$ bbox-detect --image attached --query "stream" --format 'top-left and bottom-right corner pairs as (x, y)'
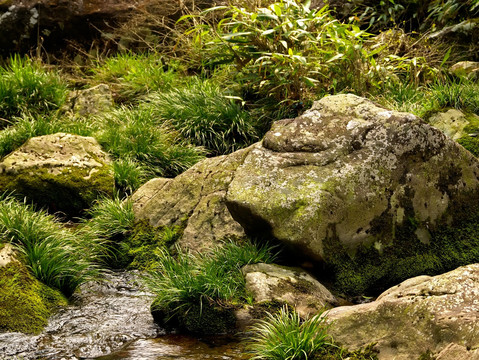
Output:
(0, 272), (247, 360)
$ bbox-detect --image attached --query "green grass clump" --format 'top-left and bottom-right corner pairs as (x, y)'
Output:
(147, 240), (276, 333)
(246, 306), (332, 360)
(96, 106), (205, 178)
(0, 56), (67, 121)
(91, 52), (181, 102)
(0, 194), (104, 296)
(246, 306), (378, 360)
(0, 113), (63, 158)
(112, 158), (147, 195)
(145, 79), (259, 155)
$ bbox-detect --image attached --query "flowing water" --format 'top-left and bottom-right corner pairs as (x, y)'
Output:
(0, 272), (246, 360)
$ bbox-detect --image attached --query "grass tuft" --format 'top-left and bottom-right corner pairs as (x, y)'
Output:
(145, 79), (259, 155)
(0, 194), (104, 296)
(146, 240), (276, 325)
(0, 55), (67, 121)
(96, 106), (205, 178)
(246, 306), (332, 360)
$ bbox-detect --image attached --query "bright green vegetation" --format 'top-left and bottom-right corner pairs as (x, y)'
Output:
(0, 194), (104, 296)
(147, 241), (276, 334)
(246, 306), (378, 360)
(0, 260), (67, 334)
(0, 56), (67, 121)
(144, 79), (259, 155)
(91, 52), (182, 102)
(80, 196), (183, 270)
(96, 106), (205, 178)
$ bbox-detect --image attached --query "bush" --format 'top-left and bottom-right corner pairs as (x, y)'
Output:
(145, 79), (259, 155)
(0, 56), (67, 121)
(182, 1), (377, 107)
(146, 240), (276, 333)
(246, 306), (332, 360)
(0, 194), (103, 296)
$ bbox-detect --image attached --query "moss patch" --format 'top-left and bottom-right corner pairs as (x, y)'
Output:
(0, 166), (114, 217)
(322, 197), (479, 296)
(0, 261), (67, 334)
(112, 219), (186, 270)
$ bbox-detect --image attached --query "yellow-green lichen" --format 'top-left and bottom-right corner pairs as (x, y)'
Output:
(0, 261), (67, 334)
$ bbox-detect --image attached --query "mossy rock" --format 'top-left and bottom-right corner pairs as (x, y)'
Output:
(0, 260), (67, 334)
(226, 94), (479, 296)
(151, 300), (236, 335)
(0, 133), (114, 217)
(112, 219), (186, 270)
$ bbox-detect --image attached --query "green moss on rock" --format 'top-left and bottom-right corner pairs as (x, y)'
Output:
(113, 219), (186, 270)
(0, 166), (114, 217)
(0, 261), (67, 334)
(323, 196), (479, 296)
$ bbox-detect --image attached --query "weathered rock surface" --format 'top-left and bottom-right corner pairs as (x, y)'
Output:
(132, 148), (250, 252)
(428, 109), (473, 140)
(450, 61), (479, 79)
(242, 263), (338, 318)
(0, 133), (113, 216)
(63, 84), (114, 117)
(0, 0), (138, 55)
(226, 94), (479, 263)
(326, 264), (479, 360)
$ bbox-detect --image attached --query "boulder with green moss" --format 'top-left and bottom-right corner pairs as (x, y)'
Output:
(326, 264), (479, 360)
(0, 133), (114, 217)
(132, 147), (251, 252)
(226, 94), (479, 295)
(0, 244), (67, 334)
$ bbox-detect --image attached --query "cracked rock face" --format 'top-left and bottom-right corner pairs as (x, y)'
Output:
(132, 147), (250, 253)
(0, 133), (113, 216)
(226, 94), (479, 261)
(326, 264), (479, 360)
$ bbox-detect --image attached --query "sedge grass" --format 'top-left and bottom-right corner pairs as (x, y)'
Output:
(246, 306), (332, 360)
(0, 194), (104, 296)
(146, 240), (276, 319)
(0, 55), (67, 120)
(145, 79), (259, 155)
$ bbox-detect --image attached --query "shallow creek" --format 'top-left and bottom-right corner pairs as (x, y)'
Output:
(0, 272), (246, 360)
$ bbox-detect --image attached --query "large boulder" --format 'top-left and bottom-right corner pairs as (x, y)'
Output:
(226, 94), (479, 294)
(0, 133), (113, 217)
(132, 147), (250, 253)
(326, 264), (479, 360)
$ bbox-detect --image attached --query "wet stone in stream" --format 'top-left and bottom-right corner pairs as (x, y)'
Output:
(0, 272), (160, 359)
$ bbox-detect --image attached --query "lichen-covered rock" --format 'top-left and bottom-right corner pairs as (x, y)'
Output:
(242, 263), (337, 318)
(63, 84), (114, 117)
(132, 147), (251, 252)
(450, 61), (479, 79)
(428, 109), (472, 140)
(326, 264), (479, 360)
(0, 245), (67, 334)
(226, 94), (479, 294)
(0, 133), (113, 216)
